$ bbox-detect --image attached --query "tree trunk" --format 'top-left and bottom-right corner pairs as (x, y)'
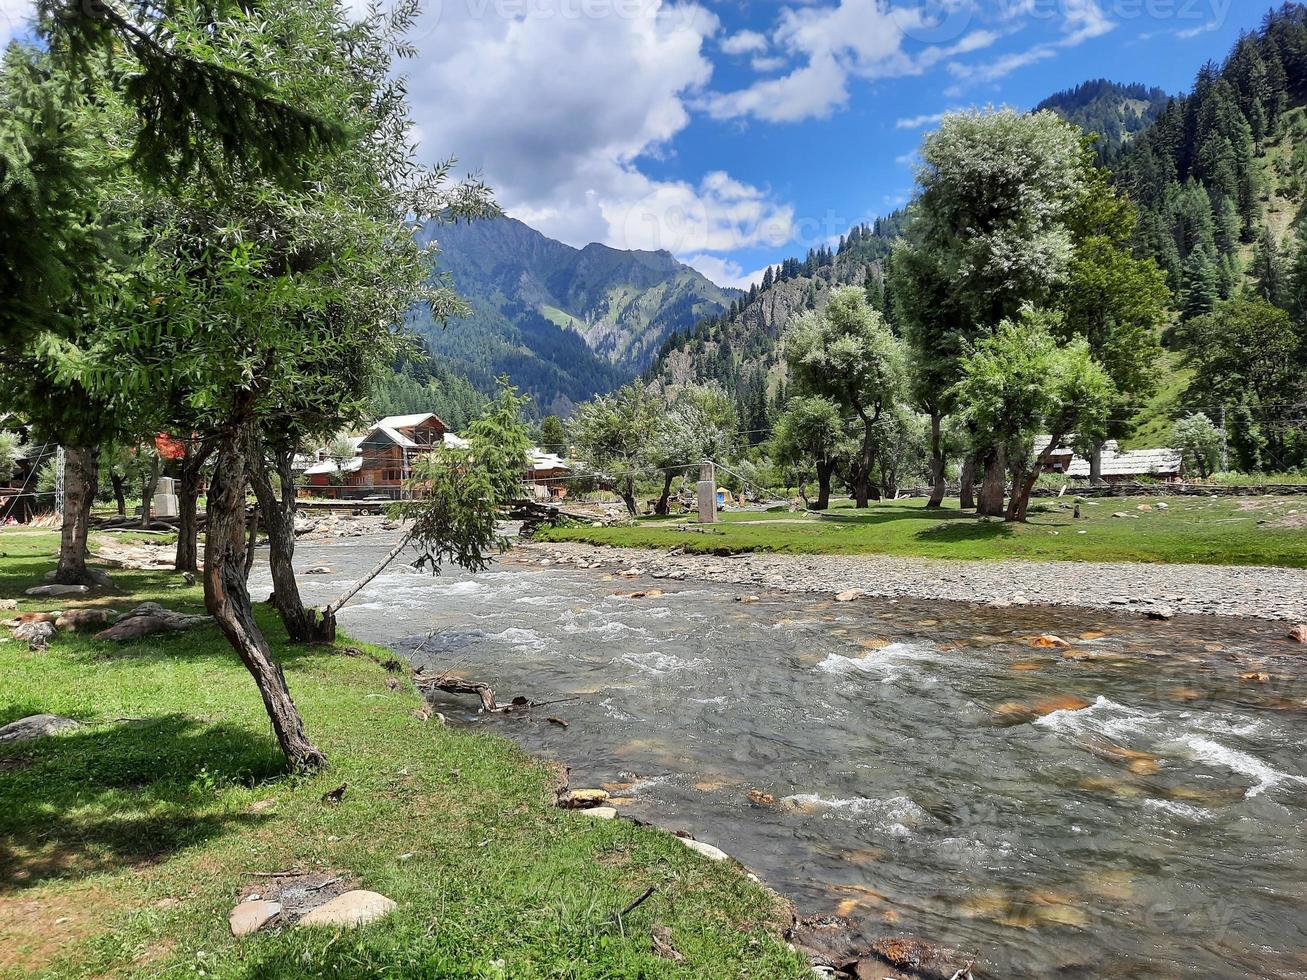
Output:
(250, 436), (333, 643)
(977, 444), (1007, 517)
(654, 471), (675, 516)
(243, 504), (259, 580)
(814, 459), (834, 510)
(1006, 441), (1060, 523)
(959, 454), (976, 510)
(55, 446), (99, 585)
(140, 454), (159, 529)
(619, 480), (638, 517)
(175, 440), (216, 574)
(853, 409), (882, 508)
(1088, 443), (1103, 485)
(926, 409), (946, 509)
(204, 424), (325, 774)
(110, 473), (126, 517)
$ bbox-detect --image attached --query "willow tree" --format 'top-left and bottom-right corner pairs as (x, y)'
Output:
(891, 109), (1086, 516)
(783, 287), (905, 507)
(80, 0), (491, 772)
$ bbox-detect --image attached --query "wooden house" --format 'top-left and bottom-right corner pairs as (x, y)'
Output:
(303, 413), (466, 499)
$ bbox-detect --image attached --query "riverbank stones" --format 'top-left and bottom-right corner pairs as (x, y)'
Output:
(679, 837), (729, 862)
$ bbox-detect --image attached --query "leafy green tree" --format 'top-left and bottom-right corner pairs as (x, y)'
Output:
(1171, 413), (1223, 478)
(952, 312), (1115, 522)
(0, 430), (20, 482)
(769, 396), (852, 510)
(569, 382), (663, 516)
(783, 286), (907, 507)
(891, 108), (1087, 514)
(648, 383), (738, 515)
(1250, 226), (1289, 308)
(536, 415), (568, 451)
(1182, 298), (1305, 470)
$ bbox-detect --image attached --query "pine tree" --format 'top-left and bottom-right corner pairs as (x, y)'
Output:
(1180, 248), (1221, 320)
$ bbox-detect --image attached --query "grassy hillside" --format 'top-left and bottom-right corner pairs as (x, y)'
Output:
(0, 530), (807, 979)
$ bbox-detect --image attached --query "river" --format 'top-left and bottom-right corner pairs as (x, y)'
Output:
(253, 536), (1307, 978)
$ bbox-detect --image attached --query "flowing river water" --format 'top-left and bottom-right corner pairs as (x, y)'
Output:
(254, 537), (1307, 978)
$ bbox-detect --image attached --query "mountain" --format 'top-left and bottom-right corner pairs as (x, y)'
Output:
(645, 217), (904, 438)
(1036, 79), (1172, 156)
(410, 217), (739, 416)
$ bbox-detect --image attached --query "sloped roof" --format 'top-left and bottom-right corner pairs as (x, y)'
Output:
(369, 424), (420, 449)
(304, 457), (364, 477)
(376, 413), (444, 430)
(528, 450), (570, 472)
(444, 433), (469, 449)
(1066, 447), (1182, 478)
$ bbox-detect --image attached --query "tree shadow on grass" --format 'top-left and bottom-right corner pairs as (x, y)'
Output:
(804, 504), (981, 528)
(912, 519), (1017, 544)
(0, 714), (283, 892)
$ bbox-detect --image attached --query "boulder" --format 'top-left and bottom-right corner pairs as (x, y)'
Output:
(834, 590), (860, 603)
(305, 566), (333, 575)
(8, 612), (57, 626)
(0, 599), (16, 611)
(13, 621), (55, 647)
(578, 806), (618, 820)
(1145, 607), (1175, 621)
(559, 788), (611, 810)
(1288, 625), (1307, 644)
(296, 890), (396, 929)
(229, 900), (282, 936)
(95, 603), (208, 641)
(55, 609), (120, 632)
(43, 567), (113, 588)
(678, 837), (729, 862)
(0, 713), (82, 742)
(25, 584), (89, 597)
(1137, 504), (1153, 512)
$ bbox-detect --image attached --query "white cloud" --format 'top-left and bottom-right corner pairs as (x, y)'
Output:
(402, 0), (794, 257)
(944, 0), (1114, 93)
(684, 254), (771, 290)
(720, 29), (768, 55)
(0, 0), (32, 46)
(896, 110), (951, 129)
(750, 54), (788, 73)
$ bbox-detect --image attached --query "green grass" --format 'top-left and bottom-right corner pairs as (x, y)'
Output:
(536, 496), (1307, 567)
(0, 530), (806, 979)
(1120, 349), (1193, 451)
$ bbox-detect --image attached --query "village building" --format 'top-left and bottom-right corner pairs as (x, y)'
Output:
(1035, 437), (1184, 483)
(302, 413), (467, 499)
(525, 450), (571, 500)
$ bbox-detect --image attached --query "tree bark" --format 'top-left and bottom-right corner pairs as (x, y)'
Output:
(619, 480), (638, 517)
(1006, 440), (1061, 523)
(814, 459), (835, 510)
(958, 454), (976, 510)
(110, 473), (127, 517)
(175, 439), (216, 574)
(139, 454), (159, 529)
(977, 444), (1007, 517)
(55, 446), (99, 585)
(853, 407), (883, 508)
(204, 423), (326, 774)
(653, 470), (676, 516)
(926, 409), (946, 509)
(1088, 442), (1103, 485)
(243, 504), (258, 580)
(250, 435), (334, 643)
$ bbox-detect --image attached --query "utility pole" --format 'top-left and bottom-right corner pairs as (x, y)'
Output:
(1218, 405), (1229, 473)
(696, 459), (717, 524)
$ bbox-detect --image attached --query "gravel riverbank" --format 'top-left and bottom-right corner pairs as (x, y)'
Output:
(516, 540), (1307, 623)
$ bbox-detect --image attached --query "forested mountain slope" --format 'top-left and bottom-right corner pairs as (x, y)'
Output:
(645, 217), (904, 439)
(1036, 79), (1171, 156)
(407, 216), (739, 416)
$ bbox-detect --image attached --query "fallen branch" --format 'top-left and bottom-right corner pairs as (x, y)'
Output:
(618, 886), (656, 919)
(414, 670), (497, 713)
(324, 526), (415, 616)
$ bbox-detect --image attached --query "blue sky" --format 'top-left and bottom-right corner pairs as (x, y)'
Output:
(0, 0), (1268, 287)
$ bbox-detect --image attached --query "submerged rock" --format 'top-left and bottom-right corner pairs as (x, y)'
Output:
(559, 788), (611, 809)
(1288, 625), (1307, 644)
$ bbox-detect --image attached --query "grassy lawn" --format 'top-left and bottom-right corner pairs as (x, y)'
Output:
(0, 529), (805, 979)
(536, 496), (1307, 567)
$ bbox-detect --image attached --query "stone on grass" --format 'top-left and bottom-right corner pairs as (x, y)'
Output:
(13, 621), (55, 647)
(295, 890), (395, 929)
(0, 713), (82, 742)
(55, 609), (120, 632)
(25, 584), (89, 597)
(678, 837), (729, 862)
(0, 599), (16, 611)
(95, 603), (208, 641)
(229, 900), (282, 936)
(578, 806), (618, 820)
